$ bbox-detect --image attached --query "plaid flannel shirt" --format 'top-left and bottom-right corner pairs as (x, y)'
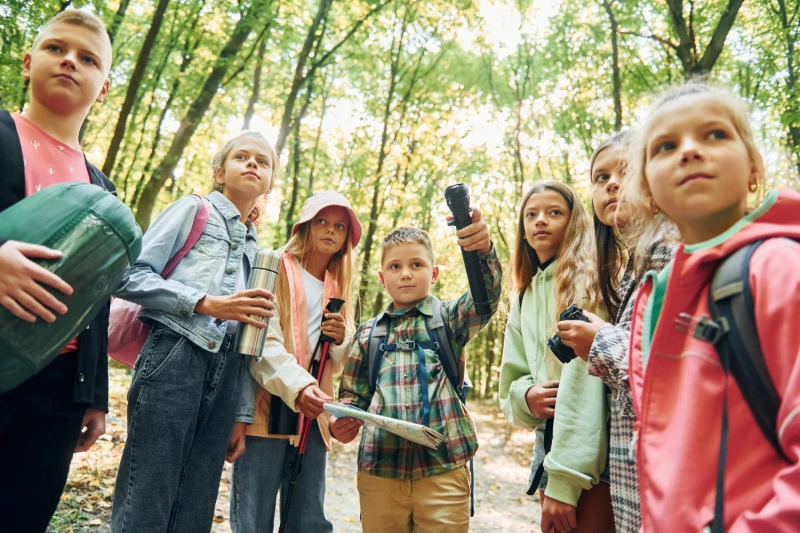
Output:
(339, 246), (502, 479)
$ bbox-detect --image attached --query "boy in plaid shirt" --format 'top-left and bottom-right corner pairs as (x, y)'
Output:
(332, 209), (502, 532)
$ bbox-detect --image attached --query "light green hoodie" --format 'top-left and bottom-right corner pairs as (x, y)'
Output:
(499, 260), (608, 506)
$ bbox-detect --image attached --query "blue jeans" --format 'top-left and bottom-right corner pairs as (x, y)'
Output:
(230, 422), (333, 533)
(111, 325), (246, 533)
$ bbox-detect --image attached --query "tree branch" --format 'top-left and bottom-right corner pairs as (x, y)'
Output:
(619, 30), (678, 50)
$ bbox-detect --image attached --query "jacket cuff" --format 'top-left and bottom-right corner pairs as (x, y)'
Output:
(507, 381), (540, 429)
(235, 413), (254, 424)
(175, 289), (205, 318)
(543, 472), (583, 507)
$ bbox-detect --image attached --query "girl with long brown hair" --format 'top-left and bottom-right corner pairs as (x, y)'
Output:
(499, 180), (614, 533)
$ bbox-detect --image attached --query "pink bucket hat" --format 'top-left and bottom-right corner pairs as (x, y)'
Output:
(292, 190), (362, 247)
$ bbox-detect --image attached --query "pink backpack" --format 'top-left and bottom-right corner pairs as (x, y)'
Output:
(108, 195), (210, 367)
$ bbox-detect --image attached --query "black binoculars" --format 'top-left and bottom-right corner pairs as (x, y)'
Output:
(547, 304), (590, 364)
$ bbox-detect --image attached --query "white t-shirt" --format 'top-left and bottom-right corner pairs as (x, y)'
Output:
(302, 268), (325, 349)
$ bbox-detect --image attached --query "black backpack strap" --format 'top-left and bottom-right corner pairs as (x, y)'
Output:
(425, 296), (475, 516)
(527, 417), (554, 495)
(708, 239), (786, 458)
(707, 238), (791, 532)
(424, 296), (465, 400)
(366, 313), (391, 398)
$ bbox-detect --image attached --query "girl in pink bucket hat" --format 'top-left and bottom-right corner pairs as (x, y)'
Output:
(231, 190), (362, 533)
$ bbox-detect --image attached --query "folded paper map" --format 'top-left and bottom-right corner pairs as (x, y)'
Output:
(324, 403), (445, 449)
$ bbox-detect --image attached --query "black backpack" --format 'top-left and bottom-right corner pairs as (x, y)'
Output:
(704, 238), (794, 532)
(365, 295), (474, 515)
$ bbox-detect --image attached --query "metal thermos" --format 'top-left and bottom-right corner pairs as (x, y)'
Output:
(234, 249), (281, 356)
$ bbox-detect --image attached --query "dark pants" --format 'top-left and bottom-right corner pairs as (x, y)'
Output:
(0, 352), (88, 533)
(111, 325), (245, 533)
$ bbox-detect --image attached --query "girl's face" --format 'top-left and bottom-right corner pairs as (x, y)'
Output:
(522, 190), (570, 263)
(310, 206), (350, 257)
(591, 144), (626, 227)
(216, 138), (274, 200)
(644, 97), (758, 243)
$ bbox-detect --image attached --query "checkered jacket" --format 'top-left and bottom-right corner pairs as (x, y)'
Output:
(587, 241), (675, 533)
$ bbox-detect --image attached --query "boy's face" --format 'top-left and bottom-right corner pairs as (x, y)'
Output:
(379, 243), (439, 310)
(23, 22), (111, 116)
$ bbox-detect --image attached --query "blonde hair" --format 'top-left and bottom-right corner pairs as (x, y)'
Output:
(33, 9), (111, 64)
(212, 132), (279, 231)
(621, 81), (762, 272)
(511, 181), (599, 321)
(380, 227), (435, 265)
(274, 221), (356, 337)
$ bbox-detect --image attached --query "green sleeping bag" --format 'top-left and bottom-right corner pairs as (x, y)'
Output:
(0, 182), (142, 393)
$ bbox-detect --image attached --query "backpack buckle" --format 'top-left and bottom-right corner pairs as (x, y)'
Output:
(693, 316), (727, 344)
(395, 340), (416, 351)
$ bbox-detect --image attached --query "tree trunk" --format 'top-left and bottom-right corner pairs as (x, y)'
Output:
(135, 0), (268, 230)
(355, 13), (406, 322)
(107, 0), (132, 45)
(102, 0), (172, 176)
(243, 38), (268, 130)
(274, 0), (332, 158)
(273, 0), (394, 157)
(665, 0), (745, 76)
(285, 128), (304, 240)
(602, 0), (622, 130)
(773, 0), (800, 176)
(307, 72), (332, 191)
(132, 8), (205, 209)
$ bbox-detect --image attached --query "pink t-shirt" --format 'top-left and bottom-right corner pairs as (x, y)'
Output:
(13, 114), (91, 197)
(13, 114), (91, 354)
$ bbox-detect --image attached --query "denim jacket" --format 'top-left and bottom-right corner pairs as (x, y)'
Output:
(115, 191), (260, 353)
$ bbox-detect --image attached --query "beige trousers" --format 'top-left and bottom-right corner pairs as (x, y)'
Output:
(357, 465), (471, 533)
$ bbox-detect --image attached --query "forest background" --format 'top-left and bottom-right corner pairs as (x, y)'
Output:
(3, 0), (800, 400)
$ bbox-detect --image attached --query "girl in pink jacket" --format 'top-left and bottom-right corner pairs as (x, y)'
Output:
(622, 81), (800, 532)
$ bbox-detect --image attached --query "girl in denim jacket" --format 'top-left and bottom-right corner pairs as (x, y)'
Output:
(110, 132), (321, 533)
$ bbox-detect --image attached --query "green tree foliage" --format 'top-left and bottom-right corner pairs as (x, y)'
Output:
(3, 0), (799, 397)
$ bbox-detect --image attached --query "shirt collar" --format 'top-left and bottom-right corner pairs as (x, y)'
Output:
(207, 191), (241, 221)
(385, 294), (434, 318)
(206, 191), (259, 240)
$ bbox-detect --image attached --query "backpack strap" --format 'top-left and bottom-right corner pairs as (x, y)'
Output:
(708, 239), (787, 458)
(707, 238), (792, 533)
(526, 417), (553, 495)
(162, 195), (210, 279)
(424, 296), (466, 401)
(366, 312), (391, 398)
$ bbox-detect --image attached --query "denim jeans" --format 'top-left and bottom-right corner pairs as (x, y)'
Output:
(230, 421), (333, 533)
(111, 325), (245, 533)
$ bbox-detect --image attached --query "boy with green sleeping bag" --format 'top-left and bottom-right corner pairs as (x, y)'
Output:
(0, 9), (140, 532)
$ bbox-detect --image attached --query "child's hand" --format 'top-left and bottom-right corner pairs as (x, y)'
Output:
(0, 240), (73, 323)
(447, 207), (491, 255)
(541, 496), (577, 532)
(329, 415), (363, 443)
(74, 408), (105, 453)
(525, 380), (558, 419)
(194, 288), (276, 327)
(321, 312), (346, 345)
(556, 311), (606, 361)
(226, 422), (248, 463)
(296, 384), (333, 419)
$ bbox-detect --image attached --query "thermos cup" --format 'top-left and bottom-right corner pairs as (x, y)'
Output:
(234, 249), (281, 356)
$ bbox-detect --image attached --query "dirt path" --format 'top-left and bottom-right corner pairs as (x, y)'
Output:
(49, 368), (542, 532)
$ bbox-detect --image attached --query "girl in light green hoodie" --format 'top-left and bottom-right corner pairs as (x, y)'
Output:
(499, 181), (614, 533)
